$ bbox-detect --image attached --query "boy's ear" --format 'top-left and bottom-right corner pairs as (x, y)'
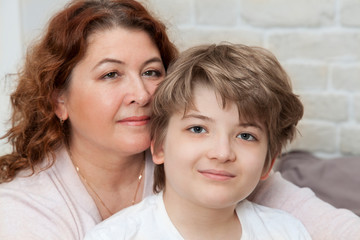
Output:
(53, 90), (68, 121)
(260, 154), (277, 181)
(150, 140), (164, 165)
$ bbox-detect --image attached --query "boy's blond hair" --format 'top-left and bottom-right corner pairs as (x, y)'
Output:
(151, 43), (304, 193)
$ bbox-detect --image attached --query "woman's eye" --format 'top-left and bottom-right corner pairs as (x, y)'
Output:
(189, 126), (206, 134)
(142, 70), (162, 77)
(102, 71), (119, 79)
(237, 133), (256, 141)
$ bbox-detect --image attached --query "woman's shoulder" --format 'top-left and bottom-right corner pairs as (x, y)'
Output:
(239, 199), (303, 223)
(0, 166), (76, 239)
(0, 147), (99, 240)
(248, 171), (360, 239)
(0, 147), (72, 196)
(237, 200), (311, 239)
(0, 160), (57, 195)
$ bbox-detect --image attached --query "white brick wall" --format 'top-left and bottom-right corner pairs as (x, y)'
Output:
(1, 0), (359, 157)
(240, 0), (335, 27)
(355, 94), (360, 121)
(146, 0), (360, 157)
(341, 0), (360, 26)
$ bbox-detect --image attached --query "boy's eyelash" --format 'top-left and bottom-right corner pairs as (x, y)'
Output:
(237, 133), (257, 141)
(185, 126), (259, 142)
(187, 126), (207, 134)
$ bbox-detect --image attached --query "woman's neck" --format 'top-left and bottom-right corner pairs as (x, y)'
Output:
(67, 142), (146, 219)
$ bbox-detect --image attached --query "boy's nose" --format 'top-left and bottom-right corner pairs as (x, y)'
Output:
(206, 136), (236, 162)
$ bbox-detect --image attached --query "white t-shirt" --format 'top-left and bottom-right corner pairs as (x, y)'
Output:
(84, 192), (311, 240)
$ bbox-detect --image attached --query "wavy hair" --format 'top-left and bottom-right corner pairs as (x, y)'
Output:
(151, 43), (304, 193)
(0, 0), (178, 183)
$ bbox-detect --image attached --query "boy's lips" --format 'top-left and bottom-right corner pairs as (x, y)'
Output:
(118, 116), (150, 126)
(198, 169), (236, 181)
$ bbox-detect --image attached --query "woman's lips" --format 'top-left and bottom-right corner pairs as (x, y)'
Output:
(198, 169), (236, 181)
(118, 116), (150, 126)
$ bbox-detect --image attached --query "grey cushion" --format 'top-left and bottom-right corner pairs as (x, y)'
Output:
(277, 151), (360, 216)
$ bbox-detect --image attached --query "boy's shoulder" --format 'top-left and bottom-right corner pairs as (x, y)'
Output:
(88, 194), (159, 233)
(84, 193), (183, 240)
(237, 200), (311, 240)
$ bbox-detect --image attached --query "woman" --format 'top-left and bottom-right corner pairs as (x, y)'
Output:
(0, 0), (359, 239)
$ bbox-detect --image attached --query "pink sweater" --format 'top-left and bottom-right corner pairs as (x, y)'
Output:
(0, 148), (359, 239)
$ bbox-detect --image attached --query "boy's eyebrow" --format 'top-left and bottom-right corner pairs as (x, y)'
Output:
(181, 113), (213, 122)
(239, 122), (264, 131)
(182, 114), (264, 131)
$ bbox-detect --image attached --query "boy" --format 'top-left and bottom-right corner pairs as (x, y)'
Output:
(84, 43), (311, 239)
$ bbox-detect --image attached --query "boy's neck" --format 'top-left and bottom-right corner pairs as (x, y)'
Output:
(162, 190), (242, 240)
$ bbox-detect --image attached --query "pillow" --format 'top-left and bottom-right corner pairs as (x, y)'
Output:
(277, 150), (360, 216)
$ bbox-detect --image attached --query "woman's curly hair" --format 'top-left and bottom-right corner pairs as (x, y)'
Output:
(0, 0), (178, 183)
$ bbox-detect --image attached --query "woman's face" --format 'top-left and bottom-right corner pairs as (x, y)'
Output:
(58, 27), (165, 157)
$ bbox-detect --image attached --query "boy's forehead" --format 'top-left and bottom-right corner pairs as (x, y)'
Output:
(181, 100), (265, 128)
(167, 82), (267, 130)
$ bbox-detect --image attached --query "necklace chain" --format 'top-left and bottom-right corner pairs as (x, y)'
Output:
(68, 150), (145, 217)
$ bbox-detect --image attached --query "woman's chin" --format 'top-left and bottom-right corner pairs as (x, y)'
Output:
(116, 137), (151, 155)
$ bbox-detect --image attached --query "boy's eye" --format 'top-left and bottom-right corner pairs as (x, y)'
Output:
(189, 126), (206, 134)
(237, 133), (256, 141)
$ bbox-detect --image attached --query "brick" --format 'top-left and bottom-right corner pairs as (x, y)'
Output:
(268, 32), (360, 61)
(175, 28), (263, 51)
(240, 0), (334, 27)
(340, 125), (360, 155)
(332, 65), (360, 91)
(354, 94), (360, 122)
(283, 63), (328, 91)
(340, 0), (360, 27)
(195, 0), (238, 26)
(299, 93), (348, 122)
(144, 0), (193, 26)
(288, 120), (337, 153)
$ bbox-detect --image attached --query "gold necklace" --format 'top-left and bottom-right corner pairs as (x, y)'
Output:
(68, 151), (145, 216)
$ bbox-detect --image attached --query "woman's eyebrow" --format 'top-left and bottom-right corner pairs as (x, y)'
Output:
(93, 58), (123, 70)
(92, 57), (163, 71)
(141, 57), (163, 68)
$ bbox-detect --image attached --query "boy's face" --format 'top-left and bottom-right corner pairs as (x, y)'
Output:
(153, 84), (269, 210)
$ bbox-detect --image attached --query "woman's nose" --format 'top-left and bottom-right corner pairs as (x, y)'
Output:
(125, 76), (151, 106)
